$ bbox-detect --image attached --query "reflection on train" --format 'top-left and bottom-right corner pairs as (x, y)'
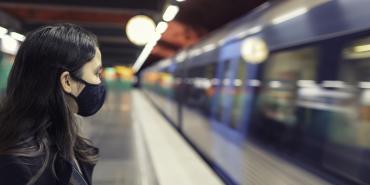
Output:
(141, 0), (370, 184)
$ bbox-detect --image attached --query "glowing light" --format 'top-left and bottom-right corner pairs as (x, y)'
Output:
(194, 78), (211, 89)
(104, 67), (116, 80)
(202, 44), (216, 53)
(132, 38), (158, 72)
(241, 37), (269, 64)
(158, 59), (172, 68)
(269, 81), (282, 88)
(248, 80), (260, 87)
(236, 25), (262, 38)
(115, 66), (134, 80)
(152, 32), (162, 42)
(321, 81), (346, 88)
(163, 5), (179, 22)
(234, 79), (243, 86)
(176, 51), (187, 63)
(359, 82), (370, 89)
(10, 32), (25, 42)
(125, 15), (156, 46)
(0, 26), (8, 36)
(248, 26), (263, 34)
(132, 45), (154, 72)
(131, 25), (163, 72)
(1, 34), (19, 55)
(217, 39), (227, 46)
(354, 44), (370, 53)
(156, 21), (168, 34)
(297, 80), (316, 87)
(189, 49), (202, 57)
(272, 8), (308, 25)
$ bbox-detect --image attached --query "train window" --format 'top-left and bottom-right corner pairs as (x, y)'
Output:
(257, 47), (318, 126)
(333, 36), (370, 149)
(263, 48), (317, 82)
(309, 36), (370, 185)
(184, 62), (217, 116)
(342, 37), (370, 84)
(213, 60), (233, 123)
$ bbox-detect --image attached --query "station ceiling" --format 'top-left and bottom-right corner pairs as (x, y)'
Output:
(0, 0), (266, 68)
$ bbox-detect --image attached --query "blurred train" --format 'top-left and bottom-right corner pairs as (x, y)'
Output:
(141, 0), (370, 184)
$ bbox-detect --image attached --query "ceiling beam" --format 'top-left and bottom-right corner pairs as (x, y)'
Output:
(0, 1), (164, 13)
(0, 4), (136, 28)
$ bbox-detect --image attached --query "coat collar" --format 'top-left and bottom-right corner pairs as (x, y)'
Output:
(55, 146), (99, 185)
(55, 158), (96, 185)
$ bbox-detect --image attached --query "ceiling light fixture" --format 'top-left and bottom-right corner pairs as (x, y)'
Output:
(10, 32), (25, 42)
(125, 15), (156, 46)
(163, 5), (179, 22)
(272, 8), (308, 25)
(156, 21), (168, 34)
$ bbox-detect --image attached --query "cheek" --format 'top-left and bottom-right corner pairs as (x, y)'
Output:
(89, 74), (102, 84)
(76, 83), (86, 96)
(71, 82), (85, 96)
(81, 68), (100, 84)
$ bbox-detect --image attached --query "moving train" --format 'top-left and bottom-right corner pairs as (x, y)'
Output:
(141, 0), (370, 184)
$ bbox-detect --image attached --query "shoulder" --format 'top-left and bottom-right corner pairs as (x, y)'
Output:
(0, 154), (63, 185)
(0, 155), (32, 184)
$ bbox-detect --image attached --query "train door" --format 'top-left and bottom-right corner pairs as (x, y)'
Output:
(228, 59), (246, 129)
(220, 59), (239, 126)
(229, 60), (260, 133)
(212, 59), (232, 123)
(213, 41), (242, 126)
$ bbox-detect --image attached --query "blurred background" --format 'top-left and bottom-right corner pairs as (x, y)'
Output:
(2, 0), (370, 185)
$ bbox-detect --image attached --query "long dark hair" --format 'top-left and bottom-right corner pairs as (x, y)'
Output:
(0, 23), (99, 184)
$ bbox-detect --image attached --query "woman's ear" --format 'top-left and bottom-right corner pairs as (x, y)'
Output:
(60, 71), (72, 93)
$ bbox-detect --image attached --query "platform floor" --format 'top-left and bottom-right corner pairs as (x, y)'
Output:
(80, 90), (334, 185)
(80, 90), (222, 185)
(80, 90), (158, 185)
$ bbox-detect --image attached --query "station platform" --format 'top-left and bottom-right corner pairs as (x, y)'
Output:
(80, 90), (333, 185)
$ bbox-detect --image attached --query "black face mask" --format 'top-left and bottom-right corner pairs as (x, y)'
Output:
(68, 76), (107, 117)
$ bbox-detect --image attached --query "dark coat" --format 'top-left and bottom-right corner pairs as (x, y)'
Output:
(0, 146), (99, 185)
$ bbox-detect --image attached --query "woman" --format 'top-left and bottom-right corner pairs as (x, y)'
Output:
(0, 23), (106, 185)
